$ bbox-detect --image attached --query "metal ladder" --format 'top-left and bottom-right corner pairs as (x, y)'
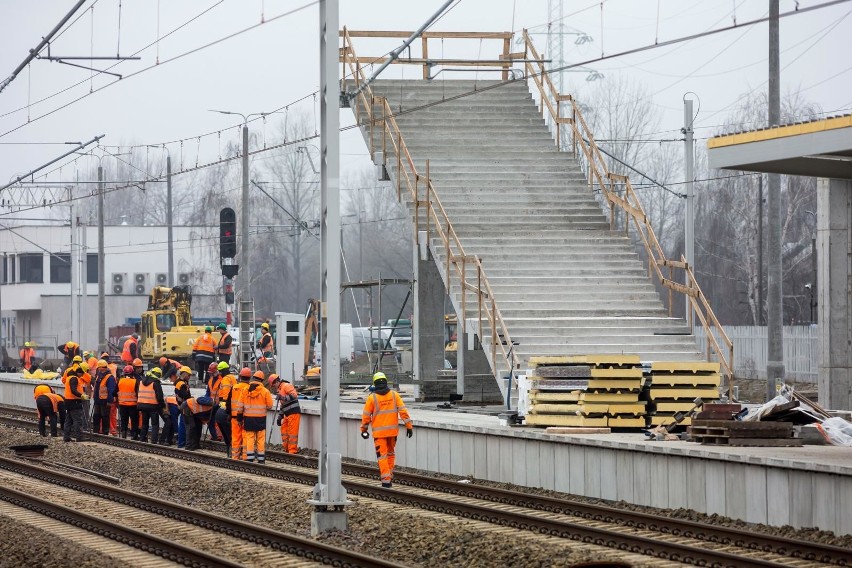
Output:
(238, 299), (256, 370)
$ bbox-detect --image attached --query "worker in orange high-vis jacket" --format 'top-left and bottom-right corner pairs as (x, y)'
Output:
(243, 370), (273, 463)
(271, 374), (301, 454)
(63, 366), (89, 442)
(117, 364), (140, 440)
(20, 342), (37, 373)
(360, 372), (413, 488)
(193, 326), (217, 385)
(91, 360), (117, 435)
(206, 361), (234, 441)
(257, 322), (274, 358)
(136, 367), (165, 443)
(227, 367), (252, 460)
(215, 323), (233, 363)
(120, 334), (139, 364)
(34, 384), (65, 437)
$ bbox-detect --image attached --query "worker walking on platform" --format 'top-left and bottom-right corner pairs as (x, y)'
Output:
(243, 370), (273, 463)
(136, 367), (165, 443)
(215, 323), (233, 364)
(91, 360), (117, 435)
(193, 326), (217, 385)
(228, 367), (252, 460)
(34, 384), (65, 437)
(360, 372), (413, 488)
(117, 365), (140, 440)
(19, 342), (37, 373)
(63, 366), (89, 442)
(271, 374), (301, 454)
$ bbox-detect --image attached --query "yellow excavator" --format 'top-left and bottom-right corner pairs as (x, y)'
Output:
(139, 286), (220, 366)
(445, 313), (458, 368)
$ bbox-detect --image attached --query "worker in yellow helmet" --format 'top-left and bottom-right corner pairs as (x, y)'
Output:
(360, 372), (413, 488)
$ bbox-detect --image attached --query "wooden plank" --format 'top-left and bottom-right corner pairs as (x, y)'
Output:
(651, 361), (721, 373)
(693, 420), (793, 431)
(590, 367), (643, 378)
(341, 30), (514, 39)
(525, 415), (609, 427)
(727, 438), (803, 447)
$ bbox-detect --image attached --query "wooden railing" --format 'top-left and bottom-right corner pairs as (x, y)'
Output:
(341, 28), (522, 381)
(521, 30), (735, 390)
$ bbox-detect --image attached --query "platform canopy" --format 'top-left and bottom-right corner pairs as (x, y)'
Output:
(707, 114), (852, 180)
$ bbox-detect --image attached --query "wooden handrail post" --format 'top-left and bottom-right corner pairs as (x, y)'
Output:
(414, 174), (420, 241)
(425, 160), (431, 241)
(477, 263), (483, 341)
(668, 265), (674, 316)
(421, 36), (429, 79)
(396, 132), (402, 200)
(369, 95), (375, 157)
(556, 100), (561, 151)
(501, 36), (511, 80)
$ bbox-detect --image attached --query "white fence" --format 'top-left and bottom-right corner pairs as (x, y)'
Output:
(694, 325), (818, 382)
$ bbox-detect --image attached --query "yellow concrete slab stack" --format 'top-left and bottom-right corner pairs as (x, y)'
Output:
(648, 361), (721, 427)
(525, 355), (646, 428)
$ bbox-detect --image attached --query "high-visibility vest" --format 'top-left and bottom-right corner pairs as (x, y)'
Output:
(117, 377), (138, 406)
(208, 374), (235, 402)
(20, 348), (35, 368)
(243, 382), (273, 418)
(185, 398), (213, 415)
(40, 392), (64, 414)
(193, 333), (216, 354)
(258, 332), (274, 354)
(166, 395), (178, 407)
(229, 382), (250, 417)
(64, 376), (84, 400)
(361, 390), (412, 439)
(277, 383), (301, 415)
(137, 382), (157, 406)
(33, 384), (51, 398)
(217, 332), (233, 355)
(121, 337), (138, 363)
(96, 372), (114, 401)
(108, 362), (118, 378)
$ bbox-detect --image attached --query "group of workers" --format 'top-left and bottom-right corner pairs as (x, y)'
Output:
(30, 337), (413, 485)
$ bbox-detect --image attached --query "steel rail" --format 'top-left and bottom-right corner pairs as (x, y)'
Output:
(0, 484), (242, 568)
(1, 405), (849, 566)
(0, 455), (401, 568)
(0, 412), (822, 568)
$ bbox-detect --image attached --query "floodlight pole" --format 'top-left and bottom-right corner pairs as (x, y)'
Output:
(309, 0), (350, 535)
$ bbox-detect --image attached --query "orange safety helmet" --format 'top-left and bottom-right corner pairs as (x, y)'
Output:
(159, 356), (168, 366)
(238, 367), (252, 378)
(207, 362), (218, 373)
(123, 365), (135, 375)
(252, 370), (265, 381)
(267, 373), (279, 386)
(132, 358), (143, 367)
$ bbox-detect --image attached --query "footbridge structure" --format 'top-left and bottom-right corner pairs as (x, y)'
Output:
(341, 30), (733, 400)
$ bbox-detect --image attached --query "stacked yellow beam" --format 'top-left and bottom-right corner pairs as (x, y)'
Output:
(648, 361), (721, 427)
(525, 355), (646, 428)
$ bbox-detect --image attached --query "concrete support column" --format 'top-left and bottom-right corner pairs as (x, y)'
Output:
(817, 178), (852, 410)
(413, 232), (445, 387)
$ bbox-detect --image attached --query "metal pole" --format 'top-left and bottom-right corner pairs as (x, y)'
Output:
(766, 0), (784, 400)
(241, 124), (250, 299)
(80, 199), (87, 345)
(167, 156), (174, 287)
(310, 0), (348, 532)
(97, 166), (106, 354)
(683, 98), (694, 323)
(758, 175), (764, 325)
(70, 190), (78, 344)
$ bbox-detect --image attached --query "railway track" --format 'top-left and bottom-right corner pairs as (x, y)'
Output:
(0, 453), (401, 568)
(2, 405), (849, 567)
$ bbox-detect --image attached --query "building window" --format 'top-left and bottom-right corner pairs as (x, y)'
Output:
(19, 254), (43, 283)
(50, 254), (71, 283)
(87, 253), (98, 284)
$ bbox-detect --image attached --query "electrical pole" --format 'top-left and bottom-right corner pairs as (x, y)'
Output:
(241, 124), (250, 300)
(70, 189), (79, 344)
(167, 156), (174, 287)
(97, 166), (106, 354)
(683, 97), (695, 323)
(80, 199), (87, 345)
(309, 0), (349, 534)
(757, 175), (764, 325)
(766, 0), (784, 400)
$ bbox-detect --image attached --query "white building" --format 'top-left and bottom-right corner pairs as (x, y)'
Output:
(0, 224), (223, 356)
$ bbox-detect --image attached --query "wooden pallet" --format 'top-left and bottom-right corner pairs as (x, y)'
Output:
(687, 420), (801, 446)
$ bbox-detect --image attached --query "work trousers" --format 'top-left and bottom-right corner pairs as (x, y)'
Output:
(138, 408), (161, 443)
(109, 403), (118, 436)
(159, 404), (179, 445)
(244, 429), (266, 463)
(92, 402), (111, 435)
(185, 413), (207, 450)
(63, 401), (84, 442)
(374, 436), (397, 485)
(119, 404), (139, 440)
(230, 418), (245, 460)
(214, 408), (232, 453)
(280, 414), (301, 454)
(217, 353), (231, 363)
(36, 396), (63, 437)
(178, 414), (186, 448)
(195, 356), (214, 386)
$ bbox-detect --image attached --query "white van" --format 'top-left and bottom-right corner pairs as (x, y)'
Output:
(313, 323), (356, 364)
(352, 327), (392, 354)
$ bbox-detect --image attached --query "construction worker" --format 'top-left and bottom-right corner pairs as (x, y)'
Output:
(257, 322), (274, 359)
(63, 366), (89, 442)
(19, 342), (36, 373)
(272, 374), (301, 454)
(206, 361), (235, 441)
(121, 333), (140, 365)
(214, 400), (232, 455)
(360, 372), (413, 488)
(59, 341), (81, 367)
(132, 358), (145, 381)
(243, 370), (273, 463)
(117, 365), (140, 440)
(91, 360), (117, 435)
(215, 323), (233, 364)
(227, 367), (252, 460)
(193, 326), (216, 385)
(137, 367), (165, 443)
(182, 395), (214, 451)
(158, 357), (181, 383)
(78, 362), (93, 430)
(159, 394), (180, 446)
(99, 352), (119, 436)
(34, 385), (65, 437)
(173, 366), (192, 448)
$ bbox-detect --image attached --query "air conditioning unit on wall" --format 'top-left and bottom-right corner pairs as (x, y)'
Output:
(134, 273), (148, 294)
(178, 272), (192, 285)
(112, 273), (125, 295)
(155, 273), (168, 285)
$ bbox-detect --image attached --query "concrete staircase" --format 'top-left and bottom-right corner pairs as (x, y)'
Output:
(357, 79), (703, 386)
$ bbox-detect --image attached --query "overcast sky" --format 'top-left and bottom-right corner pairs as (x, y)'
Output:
(0, 0), (849, 206)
